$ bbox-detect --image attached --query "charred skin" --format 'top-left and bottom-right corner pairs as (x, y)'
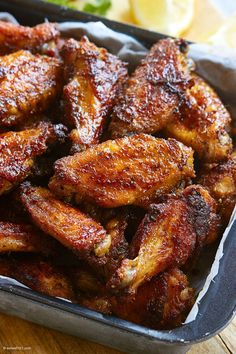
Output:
(0, 256), (75, 300)
(198, 154), (236, 225)
(108, 185), (220, 293)
(0, 121), (67, 195)
(0, 21), (59, 54)
(0, 50), (63, 127)
(62, 37), (127, 151)
(49, 134), (194, 208)
(109, 38), (193, 138)
(165, 74), (232, 162)
(0, 221), (62, 255)
(20, 184), (111, 259)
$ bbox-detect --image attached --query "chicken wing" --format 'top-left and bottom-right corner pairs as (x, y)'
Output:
(62, 37), (127, 151)
(111, 268), (194, 329)
(108, 185), (220, 293)
(165, 74), (232, 162)
(0, 221), (62, 255)
(0, 50), (62, 127)
(108, 38), (193, 139)
(198, 153), (236, 225)
(20, 183), (111, 259)
(0, 121), (66, 195)
(80, 268), (194, 329)
(0, 21), (59, 54)
(49, 134), (194, 208)
(0, 256), (75, 300)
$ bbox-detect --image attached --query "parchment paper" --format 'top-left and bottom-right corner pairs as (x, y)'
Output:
(0, 12), (236, 324)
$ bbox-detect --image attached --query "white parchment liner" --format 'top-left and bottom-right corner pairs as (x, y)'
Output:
(0, 12), (236, 325)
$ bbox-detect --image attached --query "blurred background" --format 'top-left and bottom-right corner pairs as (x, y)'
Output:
(45, 0), (236, 48)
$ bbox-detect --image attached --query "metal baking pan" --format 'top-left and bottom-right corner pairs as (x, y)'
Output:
(0, 1), (235, 353)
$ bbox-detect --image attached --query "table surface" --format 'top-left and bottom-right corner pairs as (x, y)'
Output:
(0, 313), (235, 354)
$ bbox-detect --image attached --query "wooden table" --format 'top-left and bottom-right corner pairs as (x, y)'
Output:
(0, 313), (235, 354)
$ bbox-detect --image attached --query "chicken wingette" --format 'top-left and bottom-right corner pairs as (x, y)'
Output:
(49, 134), (195, 208)
(0, 121), (66, 195)
(20, 184), (130, 276)
(20, 183), (111, 259)
(0, 21), (59, 54)
(109, 38), (193, 139)
(165, 74), (232, 162)
(0, 256), (75, 300)
(108, 185), (220, 293)
(62, 37), (127, 151)
(198, 153), (236, 225)
(0, 50), (62, 127)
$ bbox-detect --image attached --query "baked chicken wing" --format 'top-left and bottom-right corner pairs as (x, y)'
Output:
(0, 21), (59, 54)
(0, 50), (62, 127)
(20, 183), (111, 258)
(108, 185), (220, 293)
(198, 153), (236, 225)
(165, 74), (232, 162)
(111, 268), (194, 329)
(109, 38), (193, 139)
(49, 134), (194, 208)
(79, 268), (194, 329)
(62, 37), (127, 151)
(0, 121), (66, 195)
(0, 221), (62, 255)
(0, 256), (75, 300)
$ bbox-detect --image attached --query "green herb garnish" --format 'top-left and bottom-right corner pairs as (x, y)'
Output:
(46, 0), (76, 10)
(83, 0), (111, 16)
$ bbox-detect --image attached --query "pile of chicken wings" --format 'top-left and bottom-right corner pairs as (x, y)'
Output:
(0, 20), (235, 330)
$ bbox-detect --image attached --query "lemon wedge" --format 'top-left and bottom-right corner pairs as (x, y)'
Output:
(129, 0), (195, 36)
(207, 13), (236, 48)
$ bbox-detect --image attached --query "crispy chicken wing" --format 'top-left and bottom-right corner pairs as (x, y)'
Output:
(0, 221), (62, 255)
(0, 256), (75, 300)
(198, 153), (236, 225)
(111, 268), (194, 329)
(62, 37), (127, 151)
(108, 185), (220, 293)
(108, 38), (193, 139)
(165, 74), (232, 162)
(0, 21), (59, 54)
(80, 268), (194, 329)
(49, 134), (194, 208)
(0, 121), (66, 195)
(20, 183), (111, 259)
(0, 50), (62, 127)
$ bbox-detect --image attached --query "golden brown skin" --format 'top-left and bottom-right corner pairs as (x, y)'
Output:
(0, 256), (75, 300)
(49, 134), (195, 208)
(0, 121), (66, 195)
(0, 21), (59, 54)
(108, 185), (220, 293)
(62, 37), (127, 151)
(0, 221), (63, 255)
(165, 74), (232, 162)
(0, 50), (62, 127)
(198, 154), (236, 225)
(20, 184), (111, 259)
(109, 38), (193, 139)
